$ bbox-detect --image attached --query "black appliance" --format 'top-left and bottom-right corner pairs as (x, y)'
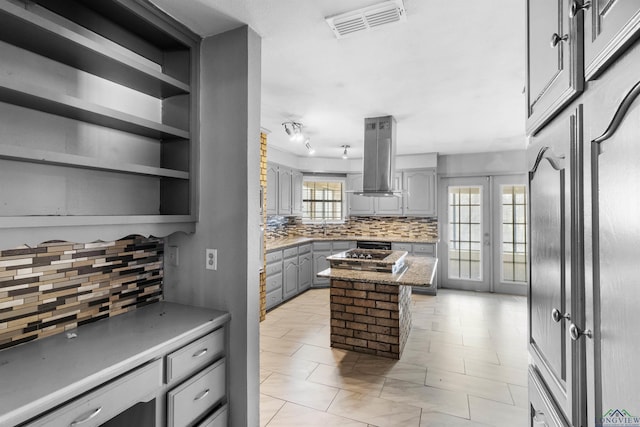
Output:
(356, 241), (392, 250)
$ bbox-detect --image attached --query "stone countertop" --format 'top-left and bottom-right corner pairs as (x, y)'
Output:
(267, 236), (439, 251)
(317, 256), (437, 288)
(0, 302), (230, 426)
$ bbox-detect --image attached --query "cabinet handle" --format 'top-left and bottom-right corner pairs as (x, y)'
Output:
(70, 407), (102, 426)
(551, 308), (570, 322)
(194, 389), (210, 401)
(569, 323), (592, 340)
(569, 0), (591, 18)
(192, 348), (208, 358)
(533, 409), (548, 426)
(550, 33), (569, 48)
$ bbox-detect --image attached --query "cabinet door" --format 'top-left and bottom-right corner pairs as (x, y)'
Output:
(526, 0), (583, 134)
(298, 253), (312, 292)
(584, 0), (640, 79)
(278, 167), (292, 215)
(292, 170), (304, 216)
(527, 107), (581, 425)
(313, 250), (331, 286)
(375, 173), (403, 215)
(347, 174), (374, 215)
(586, 81), (640, 426)
(282, 257), (298, 300)
(266, 164), (278, 215)
(403, 169), (436, 216)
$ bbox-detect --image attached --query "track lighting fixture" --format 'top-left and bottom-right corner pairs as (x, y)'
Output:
(282, 121), (304, 142)
(341, 145), (350, 159)
(305, 139), (315, 155)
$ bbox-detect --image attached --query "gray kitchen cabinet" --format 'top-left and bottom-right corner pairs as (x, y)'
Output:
(282, 247), (299, 301)
(373, 173), (403, 215)
(347, 174), (374, 215)
(298, 244), (313, 292)
(266, 163), (279, 215)
(527, 106), (582, 426)
(403, 169), (436, 216)
(525, 0), (583, 134)
(266, 250), (283, 309)
(583, 70), (640, 427)
(584, 1), (640, 79)
(198, 405), (228, 427)
(278, 167), (293, 215)
(292, 170), (304, 216)
(0, 0), (199, 244)
(312, 242), (332, 286)
(528, 367), (568, 427)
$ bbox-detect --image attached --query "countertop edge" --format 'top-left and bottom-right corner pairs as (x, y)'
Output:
(267, 236), (439, 251)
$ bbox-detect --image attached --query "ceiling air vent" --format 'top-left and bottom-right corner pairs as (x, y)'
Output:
(325, 0), (406, 39)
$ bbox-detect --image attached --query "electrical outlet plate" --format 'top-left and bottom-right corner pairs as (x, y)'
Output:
(206, 248), (217, 270)
(167, 246), (179, 266)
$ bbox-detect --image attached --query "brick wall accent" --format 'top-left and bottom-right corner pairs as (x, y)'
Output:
(259, 132), (267, 321)
(0, 236), (163, 351)
(330, 279), (412, 359)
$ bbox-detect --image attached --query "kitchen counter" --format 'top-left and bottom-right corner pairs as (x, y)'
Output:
(267, 235), (439, 251)
(317, 256), (437, 288)
(0, 302), (230, 426)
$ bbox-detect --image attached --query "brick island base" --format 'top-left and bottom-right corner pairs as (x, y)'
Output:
(330, 279), (412, 359)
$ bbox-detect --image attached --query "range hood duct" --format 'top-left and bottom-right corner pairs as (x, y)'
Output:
(354, 115), (399, 197)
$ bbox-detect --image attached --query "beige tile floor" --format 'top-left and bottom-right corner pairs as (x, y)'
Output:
(260, 288), (528, 427)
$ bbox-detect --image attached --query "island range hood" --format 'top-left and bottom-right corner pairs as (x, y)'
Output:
(354, 115), (400, 197)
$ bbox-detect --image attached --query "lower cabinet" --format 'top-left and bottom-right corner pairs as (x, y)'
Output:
(26, 359), (163, 427)
(282, 247), (299, 301)
(298, 244), (312, 292)
(266, 250), (283, 310)
(312, 241), (354, 286)
(529, 366), (569, 427)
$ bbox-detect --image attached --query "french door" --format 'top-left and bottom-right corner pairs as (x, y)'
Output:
(439, 175), (528, 294)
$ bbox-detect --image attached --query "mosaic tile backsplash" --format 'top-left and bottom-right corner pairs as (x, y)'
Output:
(0, 236), (163, 351)
(266, 215), (438, 241)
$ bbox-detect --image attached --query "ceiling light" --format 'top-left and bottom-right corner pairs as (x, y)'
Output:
(342, 145), (350, 159)
(282, 121), (304, 142)
(305, 140), (315, 155)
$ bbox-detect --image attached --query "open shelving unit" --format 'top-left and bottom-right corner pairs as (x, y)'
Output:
(0, 0), (200, 245)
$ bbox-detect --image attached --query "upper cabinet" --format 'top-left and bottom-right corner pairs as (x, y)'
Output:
(0, 0), (199, 245)
(583, 0), (640, 79)
(266, 163), (303, 216)
(347, 169), (436, 217)
(526, 0), (583, 135)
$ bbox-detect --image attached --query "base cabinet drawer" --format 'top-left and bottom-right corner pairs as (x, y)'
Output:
(266, 289), (282, 310)
(197, 404), (228, 427)
(528, 366), (568, 427)
(26, 359), (162, 427)
(167, 359), (226, 427)
(413, 243), (435, 256)
(166, 328), (225, 384)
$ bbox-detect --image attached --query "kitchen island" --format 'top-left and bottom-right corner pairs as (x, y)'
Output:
(318, 253), (437, 359)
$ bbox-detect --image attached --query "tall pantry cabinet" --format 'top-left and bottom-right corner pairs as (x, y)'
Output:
(526, 1), (640, 427)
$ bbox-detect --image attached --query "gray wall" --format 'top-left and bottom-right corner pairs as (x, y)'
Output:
(164, 26), (261, 427)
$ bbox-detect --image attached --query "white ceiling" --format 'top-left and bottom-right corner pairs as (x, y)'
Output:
(150, 0), (526, 159)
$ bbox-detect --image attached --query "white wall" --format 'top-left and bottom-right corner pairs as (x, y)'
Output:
(437, 150), (526, 176)
(164, 26), (261, 427)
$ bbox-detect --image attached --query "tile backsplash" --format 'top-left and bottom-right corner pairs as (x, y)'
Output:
(0, 235), (163, 351)
(266, 216), (438, 241)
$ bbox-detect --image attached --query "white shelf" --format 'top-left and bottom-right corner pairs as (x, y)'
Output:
(0, 144), (189, 179)
(0, 1), (190, 98)
(0, 76), (189, 140)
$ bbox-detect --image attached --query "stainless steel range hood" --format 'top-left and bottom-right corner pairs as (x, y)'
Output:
(354, 115), (400, 197)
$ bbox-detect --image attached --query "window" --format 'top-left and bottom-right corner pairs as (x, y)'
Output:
(448, 186), (482, 280)
(501, 185), (527, 283)
(302, 177), (345, 222)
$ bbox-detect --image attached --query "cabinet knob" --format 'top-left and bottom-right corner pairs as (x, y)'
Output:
(569, 323), (592, 341)
(551, 308), (570, 322)
(550, 33), (569, 48)
(569, 0), (591, 18)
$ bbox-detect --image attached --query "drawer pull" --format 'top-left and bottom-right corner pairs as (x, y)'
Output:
(192, 348), (208, 358)
(194, 389), (210, 401)
(70, 407), (102, 426)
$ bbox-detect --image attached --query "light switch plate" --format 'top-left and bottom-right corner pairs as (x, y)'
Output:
(167, 246), (179, 266)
